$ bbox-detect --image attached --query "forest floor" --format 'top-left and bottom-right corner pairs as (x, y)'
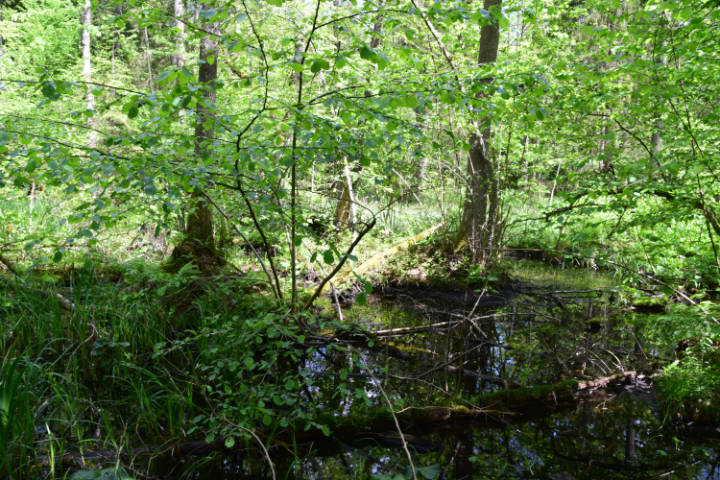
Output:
(2, 235), (720, 479)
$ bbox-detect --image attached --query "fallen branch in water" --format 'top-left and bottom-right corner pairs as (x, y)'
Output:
(374, 320), (462, 337)
(38, 370), (654, 474)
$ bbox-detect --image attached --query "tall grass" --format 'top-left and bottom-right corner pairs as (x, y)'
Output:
(0, 358), (39, 479)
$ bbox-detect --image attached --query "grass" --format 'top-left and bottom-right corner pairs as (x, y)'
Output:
(3, 180), (720, 477)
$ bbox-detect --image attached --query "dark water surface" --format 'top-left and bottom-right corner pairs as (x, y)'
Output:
(159, 261), (720, 479)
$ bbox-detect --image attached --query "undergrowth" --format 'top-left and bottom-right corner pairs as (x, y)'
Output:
(0, 262), (365, 478)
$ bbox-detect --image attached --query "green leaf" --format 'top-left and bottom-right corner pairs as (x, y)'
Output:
(310, 59), (330, 73)
(323, 250), (334, 264)
(25, 159), (38, 172)
(418, 465), (441, 480)
(404, 94), (419, 108)
(335, 54), (348, 68)
(359, 45), (374, 60)
(157, 69), (175, 83)
(199, 8), (217, 19)
(224, 436), (235, 448)
(41, 81), (57, 99)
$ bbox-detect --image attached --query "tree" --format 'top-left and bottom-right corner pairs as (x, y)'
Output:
(168, 5), (222, 273)
(82, 0), (97, 148)
(458, 0), (502, 265)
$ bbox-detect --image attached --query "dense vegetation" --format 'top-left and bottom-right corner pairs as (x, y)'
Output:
(1, 0), (720, 478)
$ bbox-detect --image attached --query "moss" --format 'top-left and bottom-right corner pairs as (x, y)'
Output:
(482, 380), (579, 407)
(289, 379), (582, 444)
(164, 239), (225, 275)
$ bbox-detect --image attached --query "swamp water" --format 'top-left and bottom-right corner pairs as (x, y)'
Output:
(157, 261), (720, 480)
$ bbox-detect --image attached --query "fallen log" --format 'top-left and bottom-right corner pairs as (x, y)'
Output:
(39, 371), (653, 473)
(329, 222), (444, 291)
(374, 320), (462, 337)
(0, 278), (75, 311)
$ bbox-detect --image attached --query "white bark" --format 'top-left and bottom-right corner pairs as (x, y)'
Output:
(173, 0), (186, 116)
(173, 0), (186, 68)
(82, 0), (97, 147)
(143, 27), (154, 92)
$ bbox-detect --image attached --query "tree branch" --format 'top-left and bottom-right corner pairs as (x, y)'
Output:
(303, 217), (376, 311)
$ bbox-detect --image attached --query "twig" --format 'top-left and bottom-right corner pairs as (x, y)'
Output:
(391, 168), (423, 204)
(235, 0), (270, 154)
(201, 192), (280, 299)
(0, 253), (75, 311)
(226, 422), (276, 480)
(303, 217), (376, 310)
(374, 320), (462, 336)
(235, 181), (283, 299)
(354, 350), (417, 480)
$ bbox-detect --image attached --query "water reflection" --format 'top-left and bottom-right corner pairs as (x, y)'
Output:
(290, 394), (719, 479)
(156, 263), (720, 479)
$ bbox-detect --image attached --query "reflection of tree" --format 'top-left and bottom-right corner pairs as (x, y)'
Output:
(297, 294), (719, 479)
(542, 396), (709, 479)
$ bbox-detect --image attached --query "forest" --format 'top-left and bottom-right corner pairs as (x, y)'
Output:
(1, 0), (720, 478)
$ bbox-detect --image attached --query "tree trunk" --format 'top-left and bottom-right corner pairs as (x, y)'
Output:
(82, 0), (97, 148)
(142, 27), (154, 93)
(173, 0), (186, 69)
(168, 7), (222, 273)
(1, 11), (5, 66)
(335, 160), (356, 234)
(369, 1), (385, 49)
(458, 0), (502, 265)
(173, 0), (186, 117)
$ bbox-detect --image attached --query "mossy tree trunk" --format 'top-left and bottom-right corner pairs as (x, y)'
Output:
(168, 7), (223, 274)
(458, 0), (502, 266)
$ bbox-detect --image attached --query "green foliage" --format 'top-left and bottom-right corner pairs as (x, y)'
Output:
(650, 304), (720, 420)
(2, 0), (720, 475)
(70, 467), (136, 480)
(0, 358), (41, 479)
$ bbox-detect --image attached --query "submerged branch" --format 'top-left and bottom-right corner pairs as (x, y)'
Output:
(40, 371), (652, 472)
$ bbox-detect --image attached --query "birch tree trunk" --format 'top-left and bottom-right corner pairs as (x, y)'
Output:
(173, 0), (186, 116)
(82, 0), (97, 148)
(142, 27), (154, 93)
(173, 0), (186, 69)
